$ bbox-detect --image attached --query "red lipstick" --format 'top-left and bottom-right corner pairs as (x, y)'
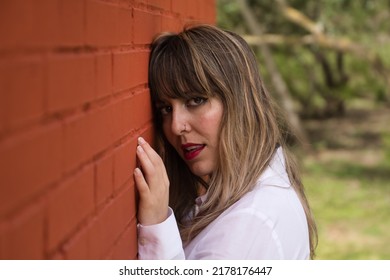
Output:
(181, 143), (205, 160)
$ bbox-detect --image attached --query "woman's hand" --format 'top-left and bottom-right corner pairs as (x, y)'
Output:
(134, 137), (170, 226)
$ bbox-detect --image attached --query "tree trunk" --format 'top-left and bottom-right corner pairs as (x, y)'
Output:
(237, 0), (312, 152)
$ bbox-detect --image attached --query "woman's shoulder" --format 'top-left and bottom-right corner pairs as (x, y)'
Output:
(222, 152), (305, 225)
(227, 181), (297, 219)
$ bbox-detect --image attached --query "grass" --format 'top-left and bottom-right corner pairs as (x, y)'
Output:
(300, 102), (390, 259)
(303, 158), (390, 259)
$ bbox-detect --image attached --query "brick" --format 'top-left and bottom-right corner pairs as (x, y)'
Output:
(202, 0), (216, 23)
(0, 0), (60, 49)
(110, 90), (152, 145)
(64, 104), (114, 172)
(0, 0), (34, 48)
(96, 53), (112, 99)
(127, 183), (137, 222)
(140, 125), (155, 147)
(85, 0), (132, 47)
(47, 166), (94, 251)
(0, 223), (5, 259)
(124, 95), (139, 133)
(161, 15), (182, 33)
(133, 9), (162, 44)
(115, 6), (133, 45)
(113, 92), (155, 141)
(148, 0), (171, 11)
(108, 99), (127, 142)
(49, 252), (65, 260)
(63, 113), (94, 172)
(0, 57), (44, 128)
(31, 0), (61, 46)
(89, 104), (115, 157)
(0, 0), (217, 262)
(63, 225), (89, 260)
(85, 0), (116, 46)
(110, 95), (140, 142)
(0, 88), (4, 136)
(58, 0), (85, 46)
(119, 95), (138, 136)
(106, 219), (137, 259)
(171, 0), (187, 17)
(130, 90), (153, 130)
(95, 154), (114, 206)
(88, 186), (135, 259)
(3, 205), (45, 259)
(47, 53), (95, 112)
(112, 51), (149, 93)
(0, 124), (63, 217)
(186, 1), (199, 19)
(113, 138), (137, 190)
(137, 0), (148, 5)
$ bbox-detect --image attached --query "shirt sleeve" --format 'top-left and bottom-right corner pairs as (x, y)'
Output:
(188, 208), (284, 259)
(137, 208), (185, 260)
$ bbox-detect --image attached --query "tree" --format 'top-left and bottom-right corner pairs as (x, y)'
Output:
(237, 0), (312, 151)
(217, 0), (390, 119)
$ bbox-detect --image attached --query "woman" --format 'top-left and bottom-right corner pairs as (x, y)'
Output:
(134, 24), (317, 259)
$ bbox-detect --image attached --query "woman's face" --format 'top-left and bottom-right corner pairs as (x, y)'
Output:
(157, 96), (224, 177)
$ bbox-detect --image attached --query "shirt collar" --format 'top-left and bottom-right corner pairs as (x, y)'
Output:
(195, 147), (290, 208)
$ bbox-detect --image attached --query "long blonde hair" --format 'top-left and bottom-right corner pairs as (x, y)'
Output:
(148, 24), (317, 258)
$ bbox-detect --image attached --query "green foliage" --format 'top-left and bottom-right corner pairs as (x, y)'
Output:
(217, 1), (243, 31)
(382, 132), (390, 166)
(217, 0), (390, 117)
(304, 157), (390, 259)
(317, 0), (390, 39)
(299, 99), (390, 259)
(344, 55), (387, 101)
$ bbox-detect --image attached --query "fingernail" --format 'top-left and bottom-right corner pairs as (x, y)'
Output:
(134, 168), (141, 175)
(138, 137), (146, 145)
(137, 145), (143, 153)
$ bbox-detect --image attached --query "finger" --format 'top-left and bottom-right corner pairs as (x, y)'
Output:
(138, 137), (169, 183)
(136, 145), (168, 192)
(136, 144), (156, 178)
(138, 137), (164, 166)
(137, 138), (168, 183)
(133, 168), (149, 196)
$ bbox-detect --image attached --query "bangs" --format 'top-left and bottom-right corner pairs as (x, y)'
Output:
(149, 35), (215, 103)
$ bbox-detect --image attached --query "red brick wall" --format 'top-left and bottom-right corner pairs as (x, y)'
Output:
(0, 0), (215, 260)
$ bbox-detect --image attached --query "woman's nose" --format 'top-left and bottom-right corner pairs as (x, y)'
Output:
(171, 108), (189, 135)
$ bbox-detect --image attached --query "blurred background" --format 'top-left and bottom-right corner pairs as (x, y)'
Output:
(217, 0), (390, 259)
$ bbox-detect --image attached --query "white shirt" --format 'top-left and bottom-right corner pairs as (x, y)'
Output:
(137, 148), (310, 259)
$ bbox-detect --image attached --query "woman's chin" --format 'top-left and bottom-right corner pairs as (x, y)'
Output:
(187, 162), (213, 178)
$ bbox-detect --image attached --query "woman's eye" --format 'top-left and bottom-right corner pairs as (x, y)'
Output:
(160, 106), (172, 115)
(188, 97), (207, 106)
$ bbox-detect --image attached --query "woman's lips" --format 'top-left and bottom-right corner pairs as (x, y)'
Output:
(181, 143), (206, 161)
